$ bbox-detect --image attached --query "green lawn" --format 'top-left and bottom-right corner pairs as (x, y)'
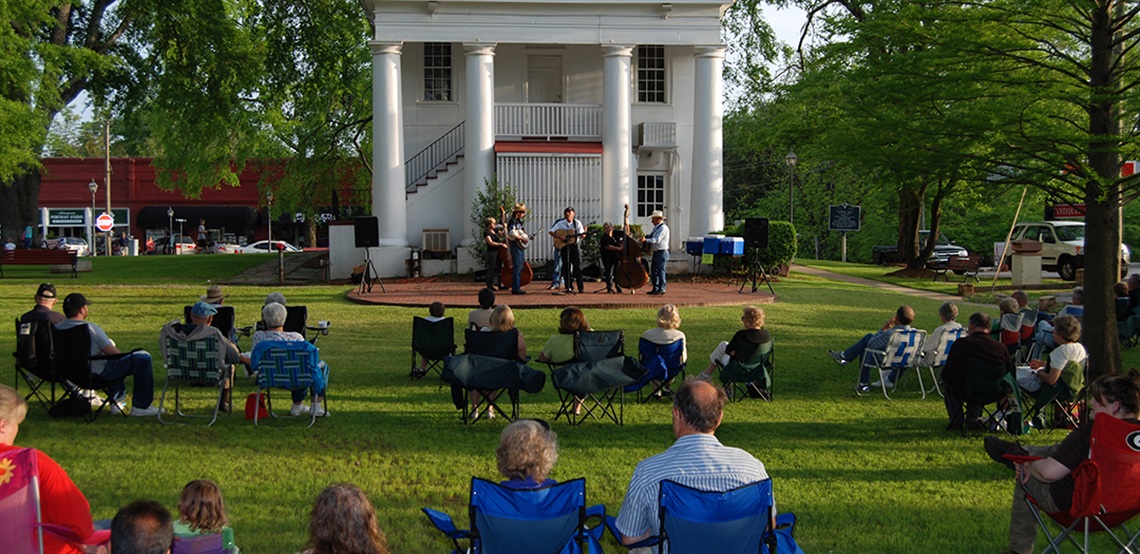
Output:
(7, 258), (1138, 552)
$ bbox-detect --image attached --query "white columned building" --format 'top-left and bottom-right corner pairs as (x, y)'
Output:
(342, 0), (735, 279)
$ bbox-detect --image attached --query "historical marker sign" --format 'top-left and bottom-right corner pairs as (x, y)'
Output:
(828, 204), (861, 232)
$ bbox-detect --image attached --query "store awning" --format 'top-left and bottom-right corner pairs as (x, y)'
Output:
(137, 206), (259, 234)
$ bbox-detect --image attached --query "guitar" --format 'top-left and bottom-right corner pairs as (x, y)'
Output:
(500, 205), (530, 249)
(552, 228), (587, 250)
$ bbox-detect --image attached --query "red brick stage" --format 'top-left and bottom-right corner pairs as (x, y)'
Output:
(347, 277), (778, 309)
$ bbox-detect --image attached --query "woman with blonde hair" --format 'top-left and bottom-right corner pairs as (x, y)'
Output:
(174, 479), (236, 551)
(303, 483), (389, 554)
(696, 306), (769, 380)
(481, 304), (527, 361)
(497, 419), (559, 489)
(641, 304), (687, 362)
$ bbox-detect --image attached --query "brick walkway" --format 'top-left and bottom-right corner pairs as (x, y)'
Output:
(347, 276), (777, 309)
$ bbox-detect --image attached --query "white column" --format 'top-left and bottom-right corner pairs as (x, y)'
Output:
(690, 45), (725, 237)
(602, 45), (634, 223)
(464, 43), (497, 246)
(370, 41), (409, 247)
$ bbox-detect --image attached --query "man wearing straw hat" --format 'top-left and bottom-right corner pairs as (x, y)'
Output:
(507, 203), (530, 295)
(641, 210), (670, 295)
(200, 283), (226, 305)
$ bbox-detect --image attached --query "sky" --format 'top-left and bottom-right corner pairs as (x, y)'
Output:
(762, 3), (808, 50)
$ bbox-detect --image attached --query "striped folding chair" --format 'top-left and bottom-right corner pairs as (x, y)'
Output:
(159, 335), (230, 426)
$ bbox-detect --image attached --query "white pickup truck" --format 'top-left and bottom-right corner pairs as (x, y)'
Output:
(1008, 221), (1130, 280)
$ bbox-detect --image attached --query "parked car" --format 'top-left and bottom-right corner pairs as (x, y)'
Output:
(240, 240), (302, 254)
(155, 234), (197, 255)
(871, 230), (969, 266)
(54, 237), (90, 257)
(210, 242), (243, 254)
(1008, 221), (1131, 280)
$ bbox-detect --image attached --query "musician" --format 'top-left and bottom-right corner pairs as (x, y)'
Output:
(642, 210), (670, 295)
(549, 207), (586, 295)
(483, 217), (508, 290)
(600, 222), (624, 293)
(507, 203), (530, 295)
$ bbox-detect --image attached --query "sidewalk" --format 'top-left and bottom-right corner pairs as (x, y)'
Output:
(792, 263), (991, 307)
(221, 251), (328, 285)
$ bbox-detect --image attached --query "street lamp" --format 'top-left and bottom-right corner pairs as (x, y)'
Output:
(88, 179), (98, 257)
(785, 150), (798, 225)
(167, 207), (174, 252)
(266, 191), (274, 244)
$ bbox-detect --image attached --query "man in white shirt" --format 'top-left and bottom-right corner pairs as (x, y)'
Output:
(641, 210), (670, 295)
(549, 207), (586, 294)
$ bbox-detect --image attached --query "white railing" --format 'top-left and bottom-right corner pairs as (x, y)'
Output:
(495, 103), (603, 138)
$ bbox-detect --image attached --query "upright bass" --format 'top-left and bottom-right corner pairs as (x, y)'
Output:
(615, 203), (649, 291)
(498, 205), (533, 288)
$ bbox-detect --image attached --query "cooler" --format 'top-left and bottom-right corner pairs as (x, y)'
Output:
(685, 238), (704, 256)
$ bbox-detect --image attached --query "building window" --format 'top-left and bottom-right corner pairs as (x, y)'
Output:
(637, 45), (666, 103)
(637, 174), (666, 217)
(424, 43), (452, 102)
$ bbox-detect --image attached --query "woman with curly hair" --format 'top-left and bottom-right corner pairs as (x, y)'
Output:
(497, 419), (559, 489)
(303, 483), (389, 554)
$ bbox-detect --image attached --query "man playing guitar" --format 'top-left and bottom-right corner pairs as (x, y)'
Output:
(507, 203), (530, 295)
(548, 206), (586, 294)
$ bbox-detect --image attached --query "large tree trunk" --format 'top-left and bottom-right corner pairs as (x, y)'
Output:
(898, 188), (924, 269)
(0, 169), (43, 246)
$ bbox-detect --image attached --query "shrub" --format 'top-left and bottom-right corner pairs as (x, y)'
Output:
(468, 176), (518, 268)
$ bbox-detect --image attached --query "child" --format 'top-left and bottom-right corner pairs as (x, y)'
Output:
(414, 302), (447, 377)
(174, 479), (236, 551)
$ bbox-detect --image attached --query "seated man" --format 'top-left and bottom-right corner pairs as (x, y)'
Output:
(20, 283), (64, 325)
(940, 312), (1010, 430)
(1018, 315), (1085, 395)
(921, 301), (961, 365)
(828, 305), (916, 389)
(159, 301), (243, 413)
(111, 500), (174, 554)
(55, 293), (161, 417)
(613, 380), (769, 546)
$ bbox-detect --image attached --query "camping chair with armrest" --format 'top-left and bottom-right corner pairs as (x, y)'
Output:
(411, 316), (456, 383)
(1010, 414), (1140, 553)
(49, 325), (134, 423)
(1024, 359), (1087, 433)
(857, 328), (927, 400)
(0, 447), (111, 554)
(422, 477), (605, 554)
(603, 478), (802, 554)
(551, 330), (645, 426)
(442, 329), (544, 424)
(171, 532), (233, 554)
(182, 306), (249, 346)
(996, 312), (1026, 357)
(914, 327), (966, 400)
(626, 337), (686, 403)
(13, 318), (64, 412)
(253, 305), (331, 345)
(717, 339), (775, 402)
(1020, 308), (1038, 360)
(962, 355), (1022, 437)
(250, 340), (330, 429)
(158, 335), (232, 426)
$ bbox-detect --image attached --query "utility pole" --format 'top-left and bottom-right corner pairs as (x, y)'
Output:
(104, 118), (112, 256)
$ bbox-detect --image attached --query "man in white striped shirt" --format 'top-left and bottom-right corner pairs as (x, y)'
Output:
(614, 379), (769, 547)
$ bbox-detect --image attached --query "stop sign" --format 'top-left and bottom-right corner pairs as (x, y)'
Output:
(95, 213), (115, 232)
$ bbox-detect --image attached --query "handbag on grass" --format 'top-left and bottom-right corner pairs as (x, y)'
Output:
(244, 392), (268, 420)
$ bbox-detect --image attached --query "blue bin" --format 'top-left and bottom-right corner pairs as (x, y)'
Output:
(685, 239), (704, 256)
(719, 237), (744, 256)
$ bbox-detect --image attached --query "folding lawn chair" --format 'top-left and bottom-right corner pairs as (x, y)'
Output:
(158, 335), (232, 426)
(626, 337), (686, 403)
(857, 328), (926, 400)
(962, 356), (1022, 437)
(13, 318), (63, 411)
(1023, 359), (1086, 433)
(1014, 414), (1140, 553)
(49, 324), (133, 423)
(442, 329), (544, 424)
(551, 330), (645, 425)
(254, 305), (331, 345)
(171, 532), (232, 554)
(717, 339), (775, 402)
(997, 312), (1026, 357)
(914, 327), (966, 400)
(182, 305), (249, 345)
(410, 316), (456, 382)
(0, 447), (111, 554)
(422, 477), (605, 554)
(250, 340), (330, 428)
(604, 478), (802, 554)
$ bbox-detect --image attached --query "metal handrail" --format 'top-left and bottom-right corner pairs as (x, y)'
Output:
(405, 121), (465, 190)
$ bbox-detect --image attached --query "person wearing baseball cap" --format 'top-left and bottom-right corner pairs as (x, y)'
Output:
(55, 292), (161, 417)
(20, 283), (63, 325)
(159, 301), (244, 414)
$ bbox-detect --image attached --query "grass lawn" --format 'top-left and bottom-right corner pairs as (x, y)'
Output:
(6, 257), (1139, 552)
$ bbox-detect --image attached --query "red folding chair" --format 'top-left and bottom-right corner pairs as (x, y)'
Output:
(1013, 415), (1140, 553)
(0, 447), (109, 553)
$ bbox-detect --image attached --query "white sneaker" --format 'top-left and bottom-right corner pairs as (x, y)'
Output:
(312, 402), (327, 417)
(110, 400), (127, 415)
(870, 379), (894, 388)
(468, 408), (480, 421)
(130, 405), (163, 417)
(486, 408), (495, 420)
(290, 403), (311, 417)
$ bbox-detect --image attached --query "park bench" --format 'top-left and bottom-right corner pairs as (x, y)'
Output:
(1, 249), (78, 278)
(931, 254), (981, 283)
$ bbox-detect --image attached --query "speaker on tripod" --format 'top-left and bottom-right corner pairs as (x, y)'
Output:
(353, 217), (385, 293)
(744, 218), (769, 249)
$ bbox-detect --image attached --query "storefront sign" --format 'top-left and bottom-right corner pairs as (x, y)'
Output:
(47, 209), (86, 226)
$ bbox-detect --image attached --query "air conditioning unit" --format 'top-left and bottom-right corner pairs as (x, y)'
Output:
(422, 229), (451, 258)
(637, 122), (677, 149)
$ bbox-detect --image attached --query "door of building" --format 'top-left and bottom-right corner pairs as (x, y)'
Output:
(527, 55), (563, 103)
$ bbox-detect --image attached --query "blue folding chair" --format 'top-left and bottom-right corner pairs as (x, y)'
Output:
(605, 479), (801, 554)
(626, 338), (686, 402)
(422, 477), (605, 554)
(250, 340), (329, 428)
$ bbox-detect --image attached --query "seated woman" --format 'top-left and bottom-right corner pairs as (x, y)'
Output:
(173, 479), (236, 552)
(1030, 287), (1083, 359)
(1018, 315), (1085, 395)
(468, 288), (496, 330)
(302, 483), (388, 554)
(497, 419), (559, 489)
(538, 307), (591, 415)
(994, 370), (1140, 554)
(470, 304), (527, 420)
(640, 304), (687, 395)
(990, 297), (1021, 337)
(250, 303), (327, 417)
(0, 384), (101, 554)
(695, 306), (769, 381)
